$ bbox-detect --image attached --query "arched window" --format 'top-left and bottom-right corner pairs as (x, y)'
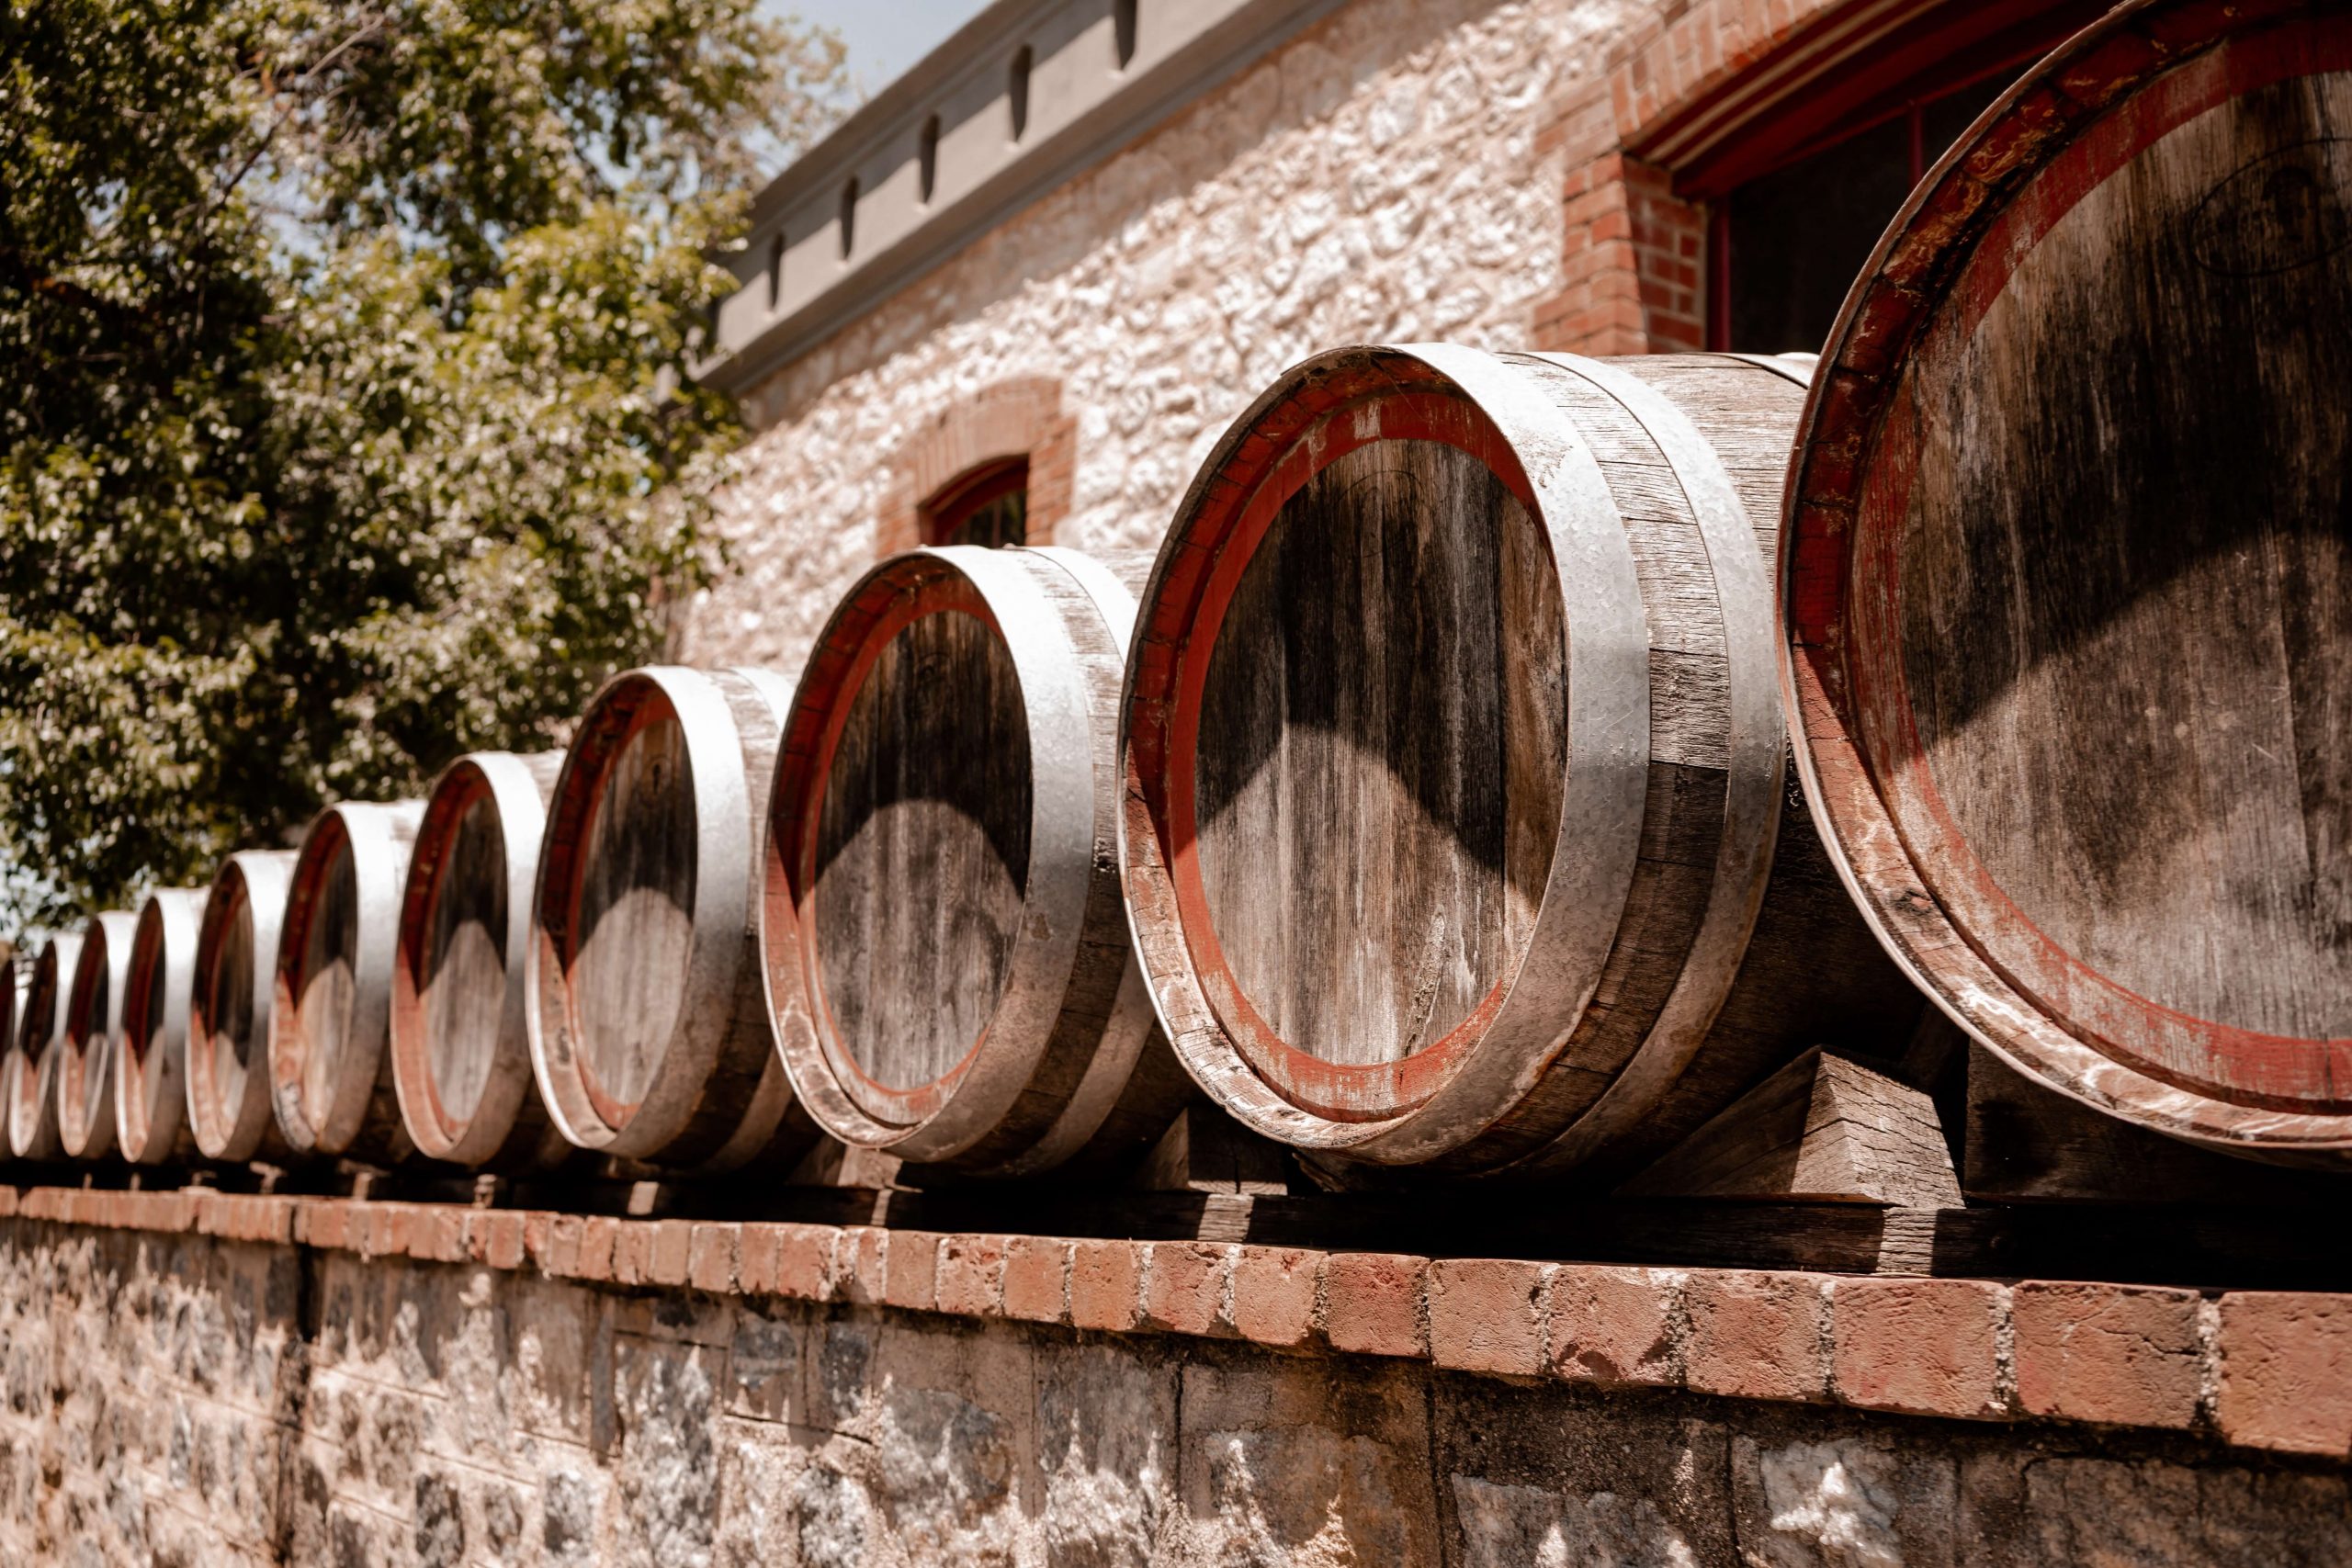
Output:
(922, 457), (1028, 549)
(1673, 1), (2109, 353)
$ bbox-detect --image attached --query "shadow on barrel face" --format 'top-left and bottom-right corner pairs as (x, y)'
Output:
(570, 707), (695, 1122)
(810, 607), (1032, 1094)
(1192, 439), (1566, 1071)
(419, 791), (508, 1132)
(294, 831), (363, 1136)
(1889, 88), (2351, 1051)
(206, 890), (260, 1116)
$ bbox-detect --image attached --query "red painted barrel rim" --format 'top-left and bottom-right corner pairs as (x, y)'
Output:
(273, 811), (356, 1145)
(1784, 2), (2352, 1132)
(392, 760), (497, 1151)
(1133, 361), (1544, 1123)
(774, 564), (1009, 1127)
(547, 684), (684, 1133)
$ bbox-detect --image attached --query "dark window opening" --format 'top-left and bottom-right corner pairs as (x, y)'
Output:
(1114, 0), (1138, 70)
(1010, 47), (1034, 142)
(919, 115), (941, 204)
(839, 177), (858, 260)
(1702, 1), (2109, 355)
(765, 231), (785, 309)
(922, 458), (1029, 549)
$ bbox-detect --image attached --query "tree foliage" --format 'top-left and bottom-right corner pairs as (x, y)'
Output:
(0, 0), (844, 931)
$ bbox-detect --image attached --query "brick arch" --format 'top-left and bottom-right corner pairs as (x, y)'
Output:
(876, 376), (1077, 556)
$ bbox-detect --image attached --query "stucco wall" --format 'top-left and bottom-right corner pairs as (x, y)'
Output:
(680, 0), (1649, 674)
(5, 1198), (2349, 1566)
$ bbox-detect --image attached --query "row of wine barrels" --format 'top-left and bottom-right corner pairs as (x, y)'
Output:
(763, 546), (1192, 1176)
(393, 750), (574, 1170)
(527, 667), (820, 1172)
(1780, 0), (2352, 1165)
(58, 909), (136, 1159)
(9, 933), (81, 1161)
(189, 851), (299, 1162)
(119, 888), (208, 1165)
(269, 800), (424, 1165)
(1116, 344), (1926, 1179)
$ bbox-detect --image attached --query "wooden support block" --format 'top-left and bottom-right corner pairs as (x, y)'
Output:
(1962, 1044), (2349, 1206)
(1136, 1099), (1295, 1195)
(784, 1138), (904, 1192)
(1621, 1047), (1962, 1208)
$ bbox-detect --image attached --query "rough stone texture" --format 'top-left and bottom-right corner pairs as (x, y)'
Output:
(681, 0), (1653, 674)
(2, 1209), (2347, 1564)
(2013, 1281), (2203, 1431)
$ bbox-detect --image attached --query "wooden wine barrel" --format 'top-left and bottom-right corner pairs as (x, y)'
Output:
(118, 888), (209, 1165)
(1119, 344), (1925, 1177)
(57, 909), (138, 1159)
(529, 667), (820, 1170)
(0, 976), (17, 1157)
(763, 547), (1193, 1175)
(188, 851), (300, 1161)
(1781, 0), (2352, 1164)
(391, 750), (575, 1168)
(268, 800), (425, 1164)
(8, 932), (83, 1162)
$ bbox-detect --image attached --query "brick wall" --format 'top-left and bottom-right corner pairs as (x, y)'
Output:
(4, 1187), (2346, 1565)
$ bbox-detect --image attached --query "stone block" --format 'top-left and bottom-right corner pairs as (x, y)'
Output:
(1230, 1247), (1320, 1350)
(1685, 1270), (1830, 1403)
(1321, 1253), (1428, 1359)
(2216, 1292), (2352, 1456)
(1429, 1258), (1551, 1377)
(1551, 1264), (1686, 1389)
(1070, 1241), (1142, 1332)
(1143, 1241), (1233, 1337)
(1832, 1278), (2007, 1419)
(1003, 1236), (1070, 1325)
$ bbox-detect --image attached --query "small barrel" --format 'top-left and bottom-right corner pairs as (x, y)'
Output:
(0, 971), (20, 1158)
(529, 667), (819, 1170)
(764, 547), (1193, 1175)
(8, 933), (84, 1162)
(58, 910), (137, 1159)
(1120, 344), (1924, 1178)
(118, 888), (209, 1165)
(268, 801), (425, 1164)
(391, 750), (574, 1168)
(1781, 0), (2352, 1163)
(188, 851), (300, 1161)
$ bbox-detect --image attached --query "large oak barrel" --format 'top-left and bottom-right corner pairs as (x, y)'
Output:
(1119, 344), (1923, 1178)
(391, 750), (574, 1168)
(188, 851), (300, 1161)
(58, 909), (137, 1159)
(529, 667), (820, 1170)
(1781, 0), (2352, 1164)
(0, 976), (17, 1156)
(763, 547), (1192, 1175)
(268, 800), (425, 1164)
(8, 933), (83, 1162)
(118, 888), (209, 1165)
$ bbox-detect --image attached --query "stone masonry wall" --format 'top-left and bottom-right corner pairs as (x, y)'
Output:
(681, 0), (1654, 674)
(5, 1188), (2349, 1566)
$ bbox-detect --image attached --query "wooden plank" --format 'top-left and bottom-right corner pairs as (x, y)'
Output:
(1622, 1046), (1962, 1207)
(1963, 1043), (2352, 1207)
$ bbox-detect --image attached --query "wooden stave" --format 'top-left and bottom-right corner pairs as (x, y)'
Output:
(8, 933), (84, 1162)
(0, 976), (16, 1158)
(118, 887), (209, 1166)
(1118, 343), (1920, 1176)
(267, 801), (426, 1165)
(58, 909), (138, 1159)
(1774, 0), (2352, 1163)
(528, 666), (819, 1171)
(763, 545), (1190, 1175)
(188, 851), (300, 1161)
(391, 750), (577, 1170)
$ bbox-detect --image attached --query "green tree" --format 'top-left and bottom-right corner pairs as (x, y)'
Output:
(0, 0), (845, 931)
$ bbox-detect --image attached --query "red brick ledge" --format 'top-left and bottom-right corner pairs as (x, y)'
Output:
(6, 1186), (2346, 1461)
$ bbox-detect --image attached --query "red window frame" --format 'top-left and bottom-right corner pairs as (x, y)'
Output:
(920, 457), (1029, 548)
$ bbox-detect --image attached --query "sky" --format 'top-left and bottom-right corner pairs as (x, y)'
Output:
(776, 0), (991, 99)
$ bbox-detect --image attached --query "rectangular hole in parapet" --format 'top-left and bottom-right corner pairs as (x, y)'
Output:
(919, 114), (941, 203)
(1010, 45), (1033, 141)
(839, 177), (859, 260)
(1114, 0), (1137, 69)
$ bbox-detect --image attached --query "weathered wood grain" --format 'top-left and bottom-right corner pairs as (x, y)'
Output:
(1623, 1046), (1962, 1207)
(1120, 344), (1924, 1178)
(7, 933), (82, 1161)
(392, 751), (572, 1170)
(1780, 0), (2352, 1162)
(268, 802), (424, 1165)
(767, 546), (1191, 1176)
(58, 910), (137, 1159)
(117, 887), (209, 1166)
(530, 667), (821, 1171)
(188, 852), (302, 1162)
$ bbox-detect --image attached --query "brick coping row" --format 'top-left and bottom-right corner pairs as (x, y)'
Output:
(5, 1184), (2346, 1462)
